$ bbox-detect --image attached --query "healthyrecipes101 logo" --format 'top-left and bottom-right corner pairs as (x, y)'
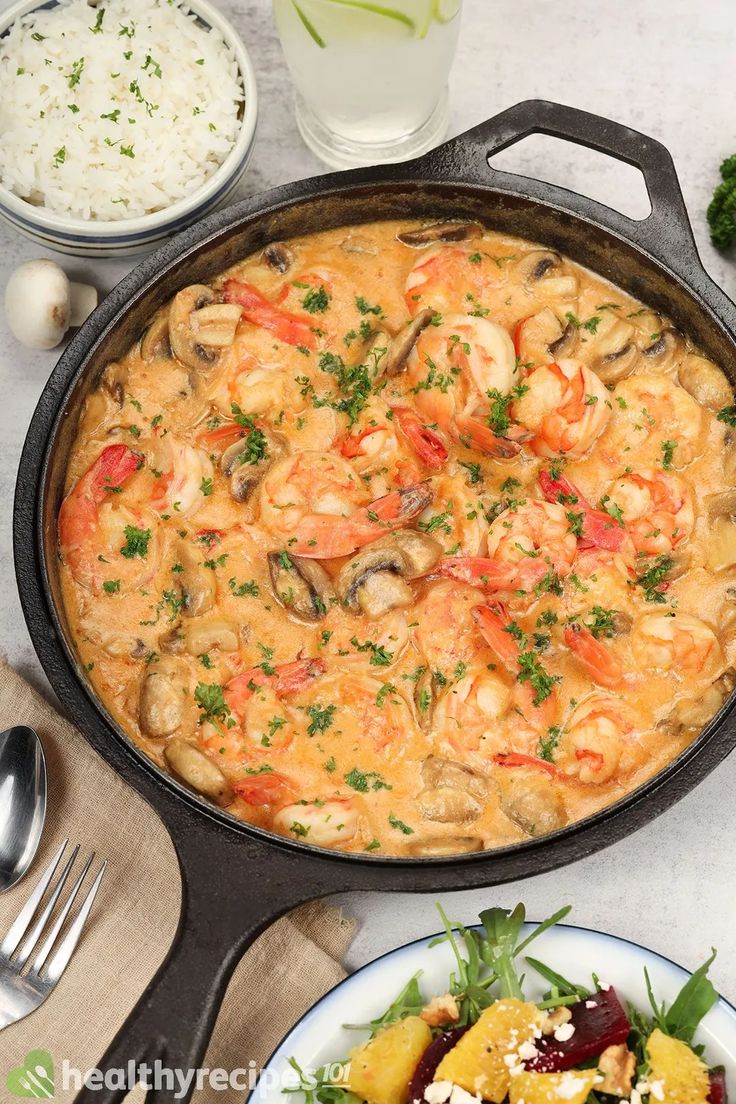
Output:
(5, 1051), (350, 1099)
(6, 1050), (55, 1098)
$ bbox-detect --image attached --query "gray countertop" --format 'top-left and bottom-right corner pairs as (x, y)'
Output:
(1, 0), (735, 999)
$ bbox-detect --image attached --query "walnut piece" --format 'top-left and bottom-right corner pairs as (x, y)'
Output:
(420, 993), (460, 1027)
(597, 1043), (636, 1097)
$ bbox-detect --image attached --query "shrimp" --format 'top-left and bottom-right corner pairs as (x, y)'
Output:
(413, 581), (494, 674)
(202, 658), (327, 766)
(471, 603), (559, 732)
(259, 451), (432, 559)
(340, 422), (400, 476)
(406, 315), (521, 456)
(150, 435), (214, 517)
(631, 613), (722, 676)
(223, 279), (317, 349)
(564, 622), (625, 689)
(603, 374), (707, 468)
(221, 353), (298, 418)
(606, 469), (694, 556)
(415, 472), (486, 555)
(233, 770), (295, 807)
(557, 692), (635, 783)
(538, 470), (634, 556)
(58, 443), (160, 593)
(272, 799), (359, 847)
(434, 665), (512, 754)
(404, 244), (490, 317)
(391, 406), (449, 470)
(437, 499), (578, 595)
(328, 612), (410, 670)
(512, 359), (611, 458)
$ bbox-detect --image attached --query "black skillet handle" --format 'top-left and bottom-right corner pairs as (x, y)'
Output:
(424, 98), (702, 278)
(73, 805), (335, 1104)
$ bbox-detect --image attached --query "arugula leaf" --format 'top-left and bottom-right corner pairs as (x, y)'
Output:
(344, 973), (425, 1034)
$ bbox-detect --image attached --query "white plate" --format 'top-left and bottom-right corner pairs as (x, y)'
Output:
(253, 921), (736, 1102)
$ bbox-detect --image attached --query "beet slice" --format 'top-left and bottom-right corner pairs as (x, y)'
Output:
(408, 1026), (469, 1102)
(708, 1068), (728, 1104)
(525, 987), (631, 1072)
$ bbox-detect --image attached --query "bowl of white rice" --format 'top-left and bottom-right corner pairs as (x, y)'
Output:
(0, 0), (258, 256)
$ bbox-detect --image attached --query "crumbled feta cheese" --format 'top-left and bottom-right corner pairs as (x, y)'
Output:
(636, 1080), (651, 1094)
(649, 1081), (664, 1101)
(599, 981), (611, 991)
(424, 1082), (453, 1104)
(553, 1072), (590, 1099)
(585, 1000), (597, 1009)
(449, 1085), (480, 1104)
(630, 1090), (642, 1104)
(503, 1053), (518, 1067)
(553, 1022), (576, 1042)
(517, 1040), (539, 1061)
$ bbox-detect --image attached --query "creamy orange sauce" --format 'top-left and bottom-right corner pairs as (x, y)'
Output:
(58, 220), (736, 856)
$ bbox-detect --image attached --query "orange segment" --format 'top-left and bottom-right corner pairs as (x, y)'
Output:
(434, 998), (540, 1103)
(646, 1029), (710, 1104)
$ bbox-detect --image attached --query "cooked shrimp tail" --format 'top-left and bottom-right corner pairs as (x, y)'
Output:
(539, 469), (630, 554)
(564, 622), (624, 688)
(291, 481), (433, 558)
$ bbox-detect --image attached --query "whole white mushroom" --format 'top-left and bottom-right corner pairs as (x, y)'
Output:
(4, 259), (98, 350)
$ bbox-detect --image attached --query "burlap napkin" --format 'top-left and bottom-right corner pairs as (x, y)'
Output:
(0, 661), (356, 1102)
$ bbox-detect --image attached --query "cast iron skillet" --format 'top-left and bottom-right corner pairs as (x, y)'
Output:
(14, 99), (736, 1103)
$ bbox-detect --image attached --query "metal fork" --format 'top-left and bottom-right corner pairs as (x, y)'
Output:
(0, 839), (106, 1029)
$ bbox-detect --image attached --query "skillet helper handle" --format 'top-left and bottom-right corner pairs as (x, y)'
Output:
(430, 98), (701, 276)
(74, 827), (313, 1104)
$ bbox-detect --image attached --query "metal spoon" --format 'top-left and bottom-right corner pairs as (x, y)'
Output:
(0, 727), (47, 893)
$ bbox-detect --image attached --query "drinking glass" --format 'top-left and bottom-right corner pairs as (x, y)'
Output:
(272, 0), (462, 168)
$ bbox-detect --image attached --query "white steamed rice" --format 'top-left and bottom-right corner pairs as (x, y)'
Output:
(0, 0), (245, 221)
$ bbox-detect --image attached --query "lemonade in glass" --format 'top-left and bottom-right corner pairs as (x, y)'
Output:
(272, 0), (462, 167)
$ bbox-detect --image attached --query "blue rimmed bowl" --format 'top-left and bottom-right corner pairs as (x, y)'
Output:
(0, 0), (258, 257)
(253, 921), (736, 1102)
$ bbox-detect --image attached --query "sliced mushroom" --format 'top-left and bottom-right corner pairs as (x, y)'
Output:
(175, 542), (216, 618)
(267, 551), (335, 621)
(548, 321), (579, 359)
(641, 326), (682, 371)
(189, 303), (242, 349)
(220, 428), (286, 503)
(661, 670), (736, 735)
(140, 309), (170, 361)
(413, 666), (438, 729)
(397, 221), (483, 247)
(706, 491), (736, 571)
(336, 529), (441, 616)
(497, 773), (567, 837)
(262, 241), (294, 274)
(169, 284), (219, 371)
(382, 309), (436, 377)
(515, 250), (578, 299)
(421, 755), (489, 798)
(182, 616), (240, 656)
(80, 360), (128, 434)
(164, 738), (233, 806)
(590, 317), (639, 383)
(139, 657), (186, 738)
(340, 234), (379, 256)
(408, 836), (484, 857)
(417, 786), (483, 824)
(100, 359), (129, 406)
(678, 354), (733, 412)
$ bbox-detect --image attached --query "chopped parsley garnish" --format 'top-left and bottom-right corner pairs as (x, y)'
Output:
(585, 605), (619, 639)
(194, 682), (232, 728)
(459, 460), (482, 485)
(228, 577), (260, 597)
(102, 579), (121, 594)
(598, 494), (626, 527)
(539, 725), (561, 762)
(516, 652), (560, 706)
(306, 703), (336, 736)
(635, 555), (673, 604)
(388, 813), (414, 835)
(376, 682), (398, 707)
(302, 285), (330, 313)
(344, 767), (392, 793)
(350, 637), (394, 666)
(717, 405), (736, 427)
(230, 404), (268, 462)
(200, 476), (214, 497)
(355, 295), (383, 316)
(565, 510), (585, 538)
(120, 525), (152, 559)
(661, 438), (678, 470)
